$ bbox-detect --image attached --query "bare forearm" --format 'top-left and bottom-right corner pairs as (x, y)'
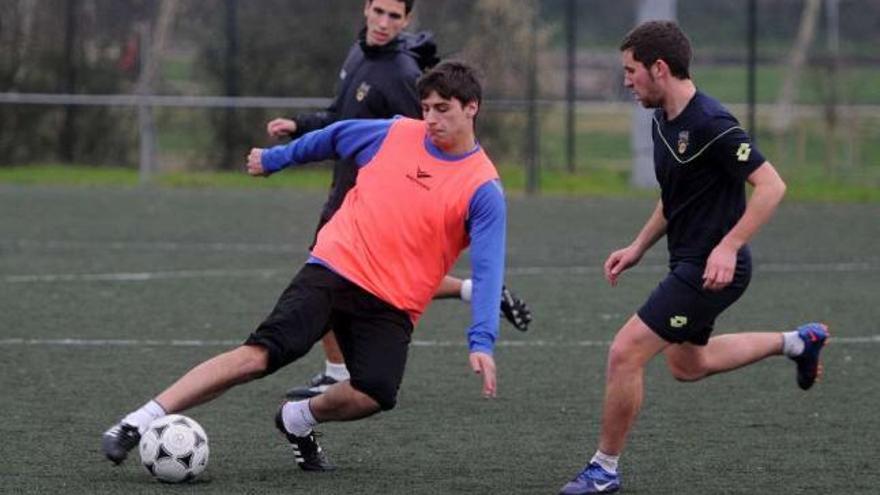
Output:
(631, 201), (667, 254)
(721, 163), (786, 249)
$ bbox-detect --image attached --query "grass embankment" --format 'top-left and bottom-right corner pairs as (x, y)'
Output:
(1, 164), (877, 202)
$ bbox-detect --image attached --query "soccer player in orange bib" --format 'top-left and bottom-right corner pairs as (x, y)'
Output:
(264, 0), (530, 403)
(102, 61), (506, 472)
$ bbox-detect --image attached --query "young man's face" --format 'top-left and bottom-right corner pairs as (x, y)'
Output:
(421, 91), (478, 151)
(622, 49), (663, 109)
(363, 0), (410, 47)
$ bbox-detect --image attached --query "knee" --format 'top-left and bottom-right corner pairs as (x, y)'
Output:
(351, 376), (399, 411)
(666, 360), (706, 382)
(606, 340), (642, 376)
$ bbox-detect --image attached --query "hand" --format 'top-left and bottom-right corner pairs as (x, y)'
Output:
(500, 285), (532, 332)
(469, 352), (496, 398)
(246, 148), (268, 177)
(604, 245), (642, 287)
(702, 241), (737, 291)
(266, 118), (297, 138)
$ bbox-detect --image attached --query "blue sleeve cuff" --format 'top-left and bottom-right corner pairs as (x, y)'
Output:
(468, 340), (495, 355)
(261, 145), (293, 173)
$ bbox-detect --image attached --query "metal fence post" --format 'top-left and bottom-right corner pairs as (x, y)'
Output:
(565, 0), (577, 174)
(525, 4), (540, 195)
(630, 0), (677, 189)
(747, 0), (757, 141)
(59, 0), (79, 164)
(137, 23), (157, 184)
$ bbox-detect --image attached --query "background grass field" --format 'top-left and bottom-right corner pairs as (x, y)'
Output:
(1, 185), (878, 494)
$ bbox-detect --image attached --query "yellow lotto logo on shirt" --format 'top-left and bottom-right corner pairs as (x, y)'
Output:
(736, 143), (752, 162)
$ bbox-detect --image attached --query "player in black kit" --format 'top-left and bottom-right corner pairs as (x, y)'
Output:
(558, 21), (828, 495)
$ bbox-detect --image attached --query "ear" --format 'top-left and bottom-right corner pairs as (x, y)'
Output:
(653, 59), (669, 79)
(363, 0), (372, 17)
(464, 101), (479, 119)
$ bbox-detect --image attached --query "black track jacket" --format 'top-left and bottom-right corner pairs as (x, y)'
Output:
(289, 30), (439, 224)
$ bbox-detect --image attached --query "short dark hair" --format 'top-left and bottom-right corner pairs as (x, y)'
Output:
(417, 61), (482, 107)
(368, 0), (415, 15)
(620, 20), (692, 79)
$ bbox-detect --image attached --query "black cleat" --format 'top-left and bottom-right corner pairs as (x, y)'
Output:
(500, 285), (532, 332)
(102, 422), (141, 465)
(274, 405), (335, 471)
(285, 372), (340, 400)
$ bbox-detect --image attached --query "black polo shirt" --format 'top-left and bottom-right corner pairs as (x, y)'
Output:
(652, 91), (766, 263)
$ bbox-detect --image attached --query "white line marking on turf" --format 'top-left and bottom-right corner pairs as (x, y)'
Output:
(0, 336), (877, 348)
(506, 262), (879, 276)
(4, 239), (297, 254)
(2, 268), (285, 283)
(3, 262), (877, 284)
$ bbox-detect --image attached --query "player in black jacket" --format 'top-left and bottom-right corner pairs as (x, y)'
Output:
(265, 0), (532, 400)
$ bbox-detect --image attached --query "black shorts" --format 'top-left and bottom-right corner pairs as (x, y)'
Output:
(637, 252), (751, 346)
(245, 264), (413, 410)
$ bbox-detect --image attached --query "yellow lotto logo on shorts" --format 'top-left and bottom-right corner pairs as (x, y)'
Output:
(670, 315), (688, 328)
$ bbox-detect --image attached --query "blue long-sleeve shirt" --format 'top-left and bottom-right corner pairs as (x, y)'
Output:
(261, 118), (505, 354)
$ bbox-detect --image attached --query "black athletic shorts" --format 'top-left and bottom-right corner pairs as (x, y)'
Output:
(637, 250), (751, 346)
(245, 264), (413, 410)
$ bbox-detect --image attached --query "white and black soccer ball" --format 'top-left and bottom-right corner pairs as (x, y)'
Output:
(138, 414), (209, 483)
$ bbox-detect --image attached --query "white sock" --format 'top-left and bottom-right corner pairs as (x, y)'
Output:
(122, 400), (166, 434)
(591, 450), (619, 474)
(460, 279), (473, 302)
(282, 400), (318, 437)
(325, 360), (350, 381)
(782, 330), (805, 357)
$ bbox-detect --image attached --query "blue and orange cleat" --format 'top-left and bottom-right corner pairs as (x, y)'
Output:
(559, 462), (621, 494)
(791, 322), (829, 390)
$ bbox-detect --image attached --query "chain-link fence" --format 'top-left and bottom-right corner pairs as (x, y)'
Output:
(1, 0), (878, 190)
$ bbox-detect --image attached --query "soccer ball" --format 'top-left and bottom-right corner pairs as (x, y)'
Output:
(138, 414), (209, 483)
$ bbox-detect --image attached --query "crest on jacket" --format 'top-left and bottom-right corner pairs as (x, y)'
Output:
(677, 130), (690, 155)
(355, 82), (371, 102)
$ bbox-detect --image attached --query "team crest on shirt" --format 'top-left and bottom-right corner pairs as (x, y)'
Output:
(355, 82), (371, 102)
(677, 131), (690, 155)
